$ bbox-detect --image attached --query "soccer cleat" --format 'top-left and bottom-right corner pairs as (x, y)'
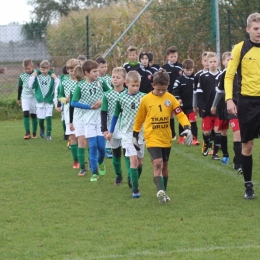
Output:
(24, 134), (31, 139)
(157, 190), (166, 204)
(40, 129), (45, 138)
(32, 132), (37, 138)
(202, 142), (210, 156)
(127, 177), (132, 188)
(244, 183), (255, 199)
(166, 194), (171, 202)
(237, 167), (243, 175)
(222, 157), (229, 165)
(172, 136), (176, 141)
(90, 174), (99, 182)
(46, 136), (52, 141)
(73, 162), (80, 169)
(67, 140), (71, 149)
(98, 162), (106, 175)
(212, 154), (221, 160)
(178, 136), (185, 144)
(114, 177), (123, 185)
(105, 148), (113, 158)
(78, 169), (86, 176)
(208, 149), (214, 155)
(192, 136), (200, 146)
(132, 190), (140, 198)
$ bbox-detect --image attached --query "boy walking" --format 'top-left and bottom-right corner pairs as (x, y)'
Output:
(96, 57), (112, 88)
(17, 59), (38, 139)
(197, 52), (221, 159)
(123, 46), (140, 72)
(133, 69), (192, 204)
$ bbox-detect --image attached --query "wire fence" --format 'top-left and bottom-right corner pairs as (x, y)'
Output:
(0, 0), (259, 101)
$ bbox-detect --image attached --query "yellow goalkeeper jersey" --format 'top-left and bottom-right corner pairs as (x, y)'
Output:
(133, 91), (190, 148)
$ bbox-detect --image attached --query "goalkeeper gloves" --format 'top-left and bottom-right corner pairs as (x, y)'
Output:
(132, 131), (140, 151)
(180, 125), (193, 145)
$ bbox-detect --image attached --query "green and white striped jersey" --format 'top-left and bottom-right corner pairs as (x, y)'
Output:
(114, 91), (145, 141)
(19, 72), (35, 99)
(36, 74), (52, 98)
(98, 74), (112, 89)
(72, 79), (109, 126)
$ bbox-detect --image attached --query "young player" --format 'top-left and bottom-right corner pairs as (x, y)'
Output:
(28, 60), (60, 140)
(123, 46), (140, 72)
(137, 52), (156, 94)
(96, 57), (112, 88)
(225, 13), (260, 199)
(197, 52), (221, 159)
(162, 46), (182, 140)
(147, 52), (161, 71)
(133, 69), (193, 204)
(211, 52), (242, 171)
(17, 59), (38, 139)
(101, 67), (131, 185)
(70, 60), (110, 181)
(58, 58), (80, 169)
(106, 71), (145, 198)
(172, 59), (199, 145)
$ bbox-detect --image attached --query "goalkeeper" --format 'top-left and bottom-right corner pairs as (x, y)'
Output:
(133, 69), (192, 204)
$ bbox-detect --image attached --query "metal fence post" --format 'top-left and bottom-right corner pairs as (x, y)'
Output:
(86, 15), (89, 59)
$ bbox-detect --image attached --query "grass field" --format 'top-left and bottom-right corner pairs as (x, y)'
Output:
(1, 118), (260, 260)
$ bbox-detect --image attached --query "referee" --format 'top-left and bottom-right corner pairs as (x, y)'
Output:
(225, 13), (260, 199)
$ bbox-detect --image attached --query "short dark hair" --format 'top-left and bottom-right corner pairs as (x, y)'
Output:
(153, 69), (170, 86)
(166, 46), (178, 56)
(139, 52), (150, 62)
(96, 57), (107, 64)
(182, 59), (194, 69)
(82, 60), (98, 73)
(147, 52), (154, 61)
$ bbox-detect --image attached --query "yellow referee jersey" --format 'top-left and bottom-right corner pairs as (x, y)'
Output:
(133, 91), (190, 148)
(225, 40), (260, 100)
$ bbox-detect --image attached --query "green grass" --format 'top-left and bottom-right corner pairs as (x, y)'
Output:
(1, 118), (260, 260)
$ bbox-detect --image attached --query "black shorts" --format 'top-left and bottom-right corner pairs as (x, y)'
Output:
(237, 96), (260, 143)
(147, 147), (171, 162)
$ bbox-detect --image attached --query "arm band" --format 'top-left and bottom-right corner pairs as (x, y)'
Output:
(71, 101), (91, 110)
(109, 116), (119, 133)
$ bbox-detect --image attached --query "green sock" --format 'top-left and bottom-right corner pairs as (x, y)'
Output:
(23, 117), (30, 133)
(31, 117), (38, 133)
(46, 116), (52, 136)
(138, 165), (143, 178)
(163, 176), (168, 191)
(112, 156), (122, 178)
(70, 144), (78, 162)
(124, 156), (131, 178)
(62, 120), (66, 133)
(78, 147), (85, 170)
(130, 168), (139, 192)
(154, 176), (165, 192)
(39, 119), (45, 131)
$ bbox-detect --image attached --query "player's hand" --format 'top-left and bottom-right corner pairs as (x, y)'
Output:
(132, 131), (140, 151)
(211, 107), (216, 114)
(103, 131), (108, 138)
(51, 73), (57, 79)
(106, 132), (112, 141)
(70, 123), (75, 131)
(17, 100), (21, 106)
(226, 99), (237, 115)
(178, 99), (182, 106)
(33, 71), (37, 77)
(180, 126), (193, 146)
(91, 100), (102, 109)
(66, 95), (70, 103)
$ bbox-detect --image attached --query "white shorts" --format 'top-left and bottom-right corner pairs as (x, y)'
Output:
(75, 123), (102, 138)
(122, 143), (145, 158)
(106, 138), (121, 149)
(22, 99), (37, 114)
(36, 107), (53, 119)
(65, 123), (75, 135)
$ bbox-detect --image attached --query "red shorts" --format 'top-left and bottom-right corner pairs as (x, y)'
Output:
(218, 119), (229, 131)
(229, 118), (240, 132)
(202, 116), (219, 131)
(186, 112), (197, 122)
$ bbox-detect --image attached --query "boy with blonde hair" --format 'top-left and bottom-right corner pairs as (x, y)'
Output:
(29, 60), (60, 140)
(106, 71), (145, 198)
(197, 52), (221, 159)
(17, 59), (38, 139)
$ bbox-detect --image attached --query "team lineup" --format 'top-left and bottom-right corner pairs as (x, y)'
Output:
(17, 12), (260, 203)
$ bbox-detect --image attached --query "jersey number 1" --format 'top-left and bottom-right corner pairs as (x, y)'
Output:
(158, 104), (162, 112)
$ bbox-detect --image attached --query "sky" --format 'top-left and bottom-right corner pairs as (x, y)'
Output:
(0, 0), (33, 25)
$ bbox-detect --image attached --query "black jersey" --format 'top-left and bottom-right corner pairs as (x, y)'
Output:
(162, 61), (182, 91)
(123, 62), (140, 73)
(197, 70), (221, 117)
(172, 73), (194, 114)
(137, 65), (156, 94)
(151, 63), (161, 72)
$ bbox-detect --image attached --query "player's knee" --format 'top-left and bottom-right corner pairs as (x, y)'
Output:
(31, 113), (36, 119)
(153, 158), (163, 170)
(23, 111), (29, 117)
(242, 141), (253, 155)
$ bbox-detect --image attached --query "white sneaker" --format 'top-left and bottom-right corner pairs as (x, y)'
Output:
(157, 190), (166, 204)
(166, 194), (171, 202)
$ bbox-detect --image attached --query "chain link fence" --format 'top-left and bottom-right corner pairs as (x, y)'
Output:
(0, 0), (259, 102)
